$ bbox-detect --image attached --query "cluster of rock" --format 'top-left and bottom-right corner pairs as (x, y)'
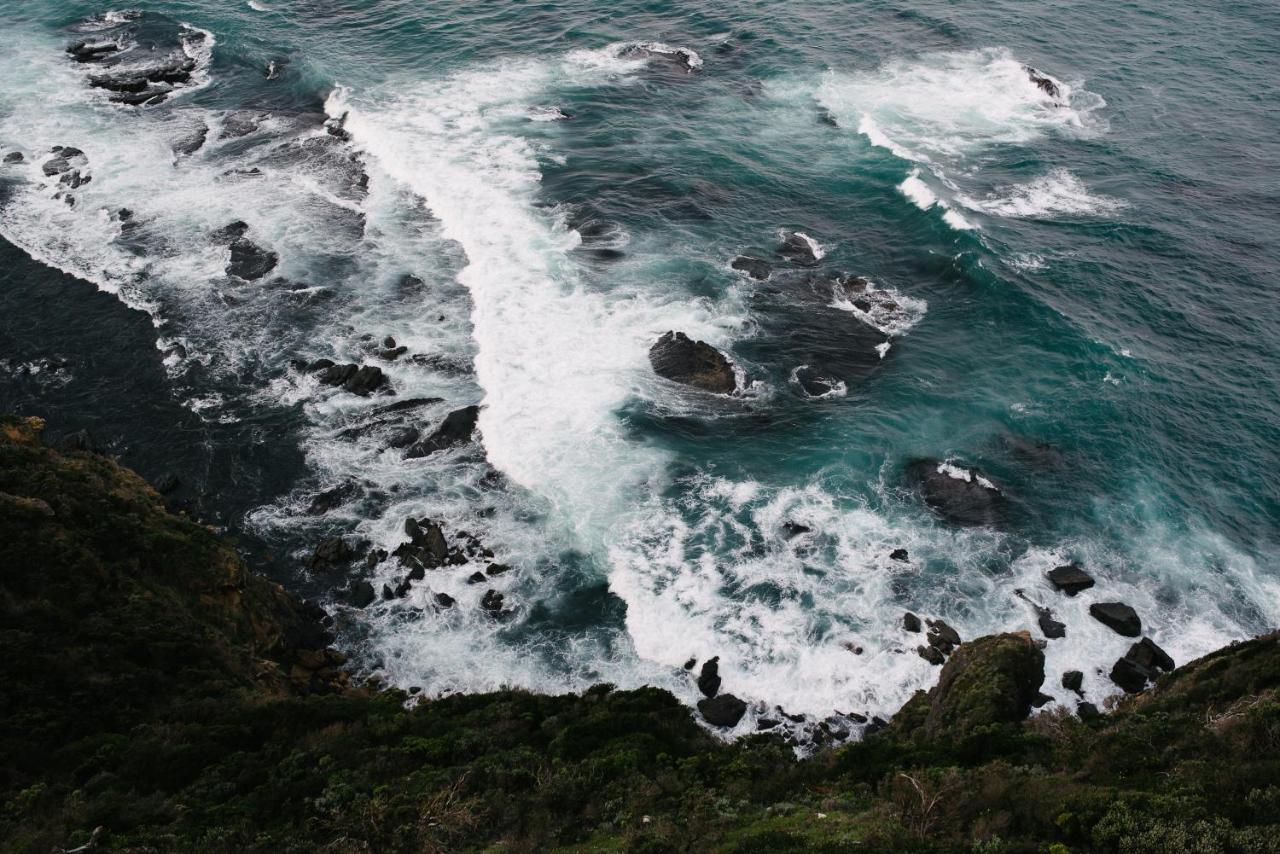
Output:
(903, 612), (964, 666)
(64, 13), (207, 107)
(308, 514), (512, 618)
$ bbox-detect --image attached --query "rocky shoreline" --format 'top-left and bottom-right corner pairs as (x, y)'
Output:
(2, 414), (1277, 852)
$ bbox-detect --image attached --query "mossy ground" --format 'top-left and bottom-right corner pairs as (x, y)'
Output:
(1, 415), (1277, 852)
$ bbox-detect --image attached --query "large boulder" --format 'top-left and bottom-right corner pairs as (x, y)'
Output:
(697, 657), (721, 698)
(1090, 602), (1142, 637)
(698, 693), (747, 728)
(649, 331), (736, 394)
(405, 405), (479, 458)
(227, 238), (279, 280)
(1110, 637), (1175, 693)
(907, 459), (1006, 527)
(892, 632), (1045, 741)
(1047, 564), (1095, 596)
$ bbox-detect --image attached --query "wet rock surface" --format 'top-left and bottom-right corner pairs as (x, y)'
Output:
(649, 331), (736, 394)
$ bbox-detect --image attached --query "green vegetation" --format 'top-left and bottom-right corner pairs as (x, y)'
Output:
(1, 415), (1277, 852)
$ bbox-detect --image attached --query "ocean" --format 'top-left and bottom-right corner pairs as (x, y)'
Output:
(2, 0), (1278, 737)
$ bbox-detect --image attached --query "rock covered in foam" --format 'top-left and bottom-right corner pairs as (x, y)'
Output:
(649, 331), (736, 394)
(907, 459), (1007, 527)
(1023, 65), (1062, 100)
(616, 42), (702, 73)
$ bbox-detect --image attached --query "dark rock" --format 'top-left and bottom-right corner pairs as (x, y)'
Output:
(366, 548), (387, 567)
(380, 345), (408, 361)
(152, 473), (181, 495)
(648, 331), (736, 394)
(309, 537), (356, 571)
(467, 571), (486, 584)
(782, 521), (811, 538)
(697, 693), (747, 728)
(890, 548), (910, 562)
(172, 122), (209, 156)
(306, 358), (336, 372)
(1024, 65), (1061, 99)
(405, 405), (480, 458)
(1062, 670), (1084, 695)
(1090, 602), (1142, 637)
(317, 363), (358, 386)
(917, 645), (945, 666)
(926, 619), (961, 653)
(341, 365), (387, 396)
(221, 111), (265, 139)
(212, 221), (250, 244)
(435, 592), (455, 609)
(226, 239), (279, 280)
(60, 169), (91, 189)
(368, 397), (442, 418)
(349, 580), (376, 608)
(1047, 564), (1095, 596)
(43, 157), (72, 176)
(793, 365), (842, 397)
(381, 584), (394, 600)
(1110, 637), (1176, 693)
(1038, 611), (1067, 640)
(683, 657), (697, 671)
(383, 426), (419, 449)
(307, 482), (360, 515)
(697, 656), (722, 698)
(1031, 692), (1053, 708)
(756, 717), (780, 730)
(480, 589), (505, 613)
(908, 459), (1005, 527)
(865, 716), (888, 735)
(730, 256), (771, 280)
(903, 612), (922, 633)
(3, 152), (23, 164)
(617, 43), (701, 72)
(1077, 701), (1101, 721)
(485, 563), (511, 577)
(67, 40), (120, 62)
(404, 517), (449, 565)
(777, 231), (823, 266)
(1128, 637), (1175, 673)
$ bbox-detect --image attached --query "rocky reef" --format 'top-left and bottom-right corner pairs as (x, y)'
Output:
(1, 415), (1277, 853)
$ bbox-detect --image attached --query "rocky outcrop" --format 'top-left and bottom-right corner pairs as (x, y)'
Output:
(649, 331), (736, 394)
(907, 459), (1007, 527)
(405, 405), (479, 458)
(893, 632), (1046, 741)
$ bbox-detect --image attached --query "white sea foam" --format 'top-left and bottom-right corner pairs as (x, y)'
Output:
(958, 168), (1125, 218)
(817, 48), (1105, 230)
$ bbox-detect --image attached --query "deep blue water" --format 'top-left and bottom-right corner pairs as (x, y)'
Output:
(1, 0), (1277, 734)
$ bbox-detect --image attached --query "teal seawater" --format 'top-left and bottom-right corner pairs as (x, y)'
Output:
(1, 1), (1277, 729)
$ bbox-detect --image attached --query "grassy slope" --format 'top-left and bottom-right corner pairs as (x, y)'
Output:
(1, 415), (1277, 853)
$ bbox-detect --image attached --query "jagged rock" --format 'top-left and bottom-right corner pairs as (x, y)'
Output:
(1110, 637), (1175, 693)
(1047, 564), (1094, 596)
(697, 693), (747, 728)
(893, 632), (1046, 741)
(918, 645), (945, 666)
(402, 517), (449, 567)
(485, 563), (511, 577)
(1090, 602), (1142, 637)
(907, 459), (1006, 527)
(211, 221), (250, 244)
(756, 717), (780, 730)
(782, 521), (811, 538)
(226, 238), (279, 280)
(649, 331), (736, 394)
(730, 256), (771, 280)
(307, 482), (360, 515)
(309, 537), (355, 571)
(1038, 611), (1066, 640)
(349, 580), (376, 608)
(480, 589), (505, 613)
(1062, 670), (1084, 695)
(1024, 65), (1061, 99)
(405, 405), (480, 458)
(777, 231), (822, 265)
(926, 619), (961, 653)
(467, 571), (486, 584)
(890, 548), (909, 562)
(697, 657), (721, 698)
(342, 365), (387, 396)
(67, 40), (120, 62)
(435, 592), (456, 608)
(903, 612), (922, 633)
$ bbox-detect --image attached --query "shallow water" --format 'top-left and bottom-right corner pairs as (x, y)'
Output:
(1, 0), (1277, 736)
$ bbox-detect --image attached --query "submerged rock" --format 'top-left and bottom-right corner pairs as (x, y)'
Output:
(1024, 65), (1061, 99)
(405, 405), (480, 458)
(907, 459), (1006, 527)
(698, 693), (747, 728)
(227, 238), (279, 280)
(1047, 564), (1094, 596)
(649, 331), (736, 394)
(1090, 602), (1142, 637)
(730, 255), (772, 280)
(349, 580), (376, 608)
(777, 230), (823, 266)
(3, 151), (23, 164)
